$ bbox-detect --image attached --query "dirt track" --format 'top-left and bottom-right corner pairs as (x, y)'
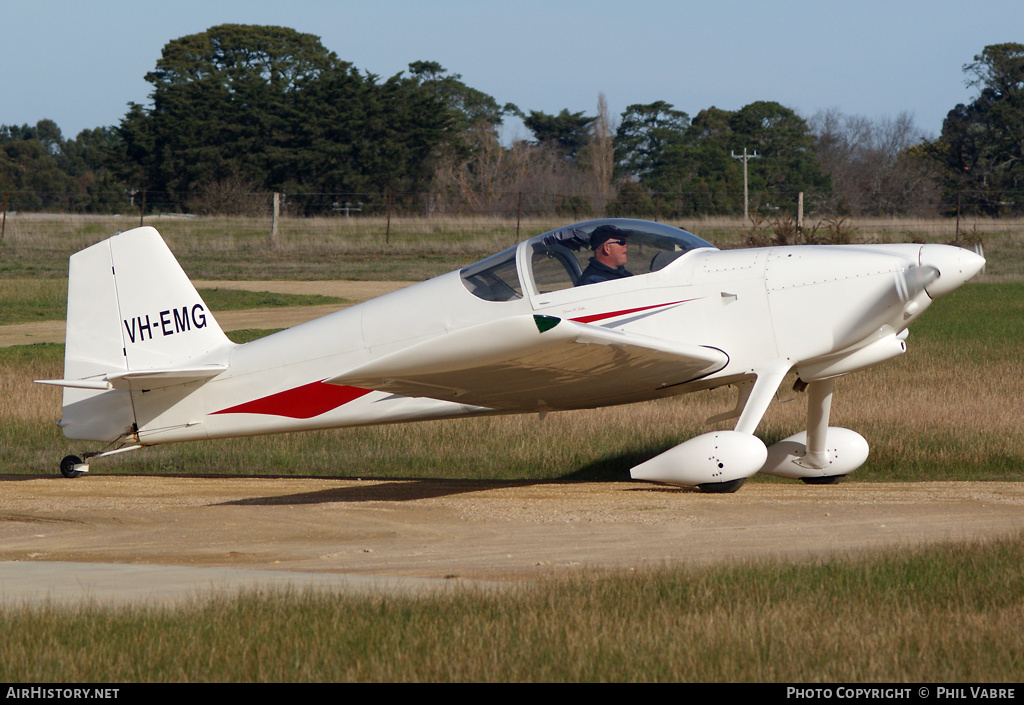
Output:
(2, 477), (1022, 587)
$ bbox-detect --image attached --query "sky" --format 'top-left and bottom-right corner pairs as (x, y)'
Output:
(4, 0), (1023, 143)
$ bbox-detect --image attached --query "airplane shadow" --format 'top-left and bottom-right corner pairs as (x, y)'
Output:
(219, 448), (694, 507)
(220, 478), (541, 506)
(1, 447), (695, 506)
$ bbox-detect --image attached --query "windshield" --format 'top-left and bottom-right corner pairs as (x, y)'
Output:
(459, 245), (523, 301)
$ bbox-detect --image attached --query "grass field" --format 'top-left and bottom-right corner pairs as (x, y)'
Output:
(1, 214), (1021, 682)
(2, 534), (1023, 682)
(2, 212), (1023, 280)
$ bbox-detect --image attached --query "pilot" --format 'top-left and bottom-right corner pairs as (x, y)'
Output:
(576, 224), (633, 286)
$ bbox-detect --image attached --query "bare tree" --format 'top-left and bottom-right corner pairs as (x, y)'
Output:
(186, 173), (270, 216)
(432, 124), (588, 215)
(810, 109), (940, 215)
(578, 93), (616, 214)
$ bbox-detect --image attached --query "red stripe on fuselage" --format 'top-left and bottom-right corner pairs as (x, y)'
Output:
(570, 299), (696, 324)
(212, 381), (372, 419)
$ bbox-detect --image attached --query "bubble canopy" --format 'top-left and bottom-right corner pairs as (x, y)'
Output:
(460, 218), (716, 301)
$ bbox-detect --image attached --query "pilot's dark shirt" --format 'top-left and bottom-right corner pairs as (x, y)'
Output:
(576, 258), (633, 287)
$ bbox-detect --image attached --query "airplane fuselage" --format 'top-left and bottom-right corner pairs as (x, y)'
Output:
(130, 243), (941, 444)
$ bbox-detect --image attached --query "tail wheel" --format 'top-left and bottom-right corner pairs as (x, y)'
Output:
(60, 455), (85, 479)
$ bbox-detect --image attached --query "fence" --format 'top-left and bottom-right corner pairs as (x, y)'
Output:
(0, 185), (1019, 222)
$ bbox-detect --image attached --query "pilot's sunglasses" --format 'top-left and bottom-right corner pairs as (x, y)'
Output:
(607, 239), (627, 246)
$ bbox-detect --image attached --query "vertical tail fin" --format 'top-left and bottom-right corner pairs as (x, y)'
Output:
(45, 226), (233, 441)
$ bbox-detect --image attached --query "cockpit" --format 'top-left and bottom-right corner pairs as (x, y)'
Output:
(460, 218), (716, 302)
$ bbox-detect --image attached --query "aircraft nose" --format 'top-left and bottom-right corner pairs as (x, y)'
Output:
(919, 244), (986, 298)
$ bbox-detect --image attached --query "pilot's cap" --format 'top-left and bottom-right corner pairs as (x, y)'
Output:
(590, 224), (630, 250)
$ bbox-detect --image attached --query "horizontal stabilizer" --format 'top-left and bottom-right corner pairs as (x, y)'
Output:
(327, 315), (727, 411)
(37, 365), (227, 392)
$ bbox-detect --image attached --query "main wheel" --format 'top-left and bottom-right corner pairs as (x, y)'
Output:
(60, 455), (85, 478)
(801, 475), (842, 485)
(697, 478), (746, 494)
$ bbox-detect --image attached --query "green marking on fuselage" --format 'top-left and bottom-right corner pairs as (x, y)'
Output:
(533, 315), (561, 333)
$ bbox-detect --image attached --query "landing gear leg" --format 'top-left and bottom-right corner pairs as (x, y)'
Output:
(799, 379), (843, 485)
(57, 444), (142, 478)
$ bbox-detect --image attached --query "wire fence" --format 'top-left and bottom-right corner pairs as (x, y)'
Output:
(1, 186), (1019, 221)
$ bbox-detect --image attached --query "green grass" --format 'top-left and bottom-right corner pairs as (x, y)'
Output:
(0, 279), (67, 325)
(225, 328), (283, 344)
(2, 535), (1022, 682)
(910, 281), (1024, 356)
(197, 288), (350, 311)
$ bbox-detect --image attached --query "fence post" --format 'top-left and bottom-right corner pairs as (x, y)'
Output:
(140, 191), (146, 227)
(516, 191), (522, 239)
(956, 191), (961, 239)
(1, 191), (7, 240)
(385, 192), (392, 245)
(271, 192), (280, 247)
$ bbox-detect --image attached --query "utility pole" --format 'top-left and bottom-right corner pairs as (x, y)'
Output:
(731, 148), (760, 221)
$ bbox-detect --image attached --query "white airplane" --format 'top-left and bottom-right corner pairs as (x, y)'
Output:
(37, 218), (984, 492)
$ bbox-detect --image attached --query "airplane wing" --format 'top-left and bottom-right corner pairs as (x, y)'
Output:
(326, 315), (727, 411)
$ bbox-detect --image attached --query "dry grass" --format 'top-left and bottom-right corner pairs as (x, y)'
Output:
(1, 345), (62, 423)
(2, 535), (1022, 682)
(3, 213), (1022, 280)
(688, 213), (1024, 238)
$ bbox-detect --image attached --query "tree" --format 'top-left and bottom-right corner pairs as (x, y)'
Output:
(613, 101), (690, 179)
(810, 109), (938, 215)
(524, 108), (596, 160)
(404, 60), (518, 196)
(577, 93), (615, 214)
(63, 127), (123, 176)
(121, 25), (341, 203)
(932, 43), (1024, 215)
(119, 25), (455, 211)
(0, 120), (128, 213)
(610, 101), (829, 217)
(407, 60), (518, 133)
(0, 124), (72, 211)
(431, 125), (577, 216)
(727, 101), (830, 212)
(964, 43), (1024, 97)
